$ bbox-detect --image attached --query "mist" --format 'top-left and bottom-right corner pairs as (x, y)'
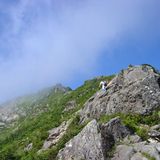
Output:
(0, 0), (159, 103)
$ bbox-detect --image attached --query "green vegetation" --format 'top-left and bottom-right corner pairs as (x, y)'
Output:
(0, 75), (114, 160)
(37, 115), (87, 160)
(99, 109), (160, 140)
(142, 152), (156, 160)
(1, 73), (158, 159)
(105, 144), (116, 159)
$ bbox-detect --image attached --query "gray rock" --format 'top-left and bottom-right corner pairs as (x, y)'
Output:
(151, 125), (160, 131)
(133, 142), (160, 160)
(39, 120), (72, 152)
(112, 141), (160, 160)
(102, 117), (130, 140)
(63, 100), (77, 112)
(80, 65), (160, 122)
(123, 134), (142, 144)
(155, 143), (160, 153)
(0, 122), (5, 127)
(24, 143), (33, 152)
(131, 152), (148, 160)
(57, 117), (130, 160)
(148, 130), (160, 142)
(111, 145), (135, 160)
(57, 120), (105, 160)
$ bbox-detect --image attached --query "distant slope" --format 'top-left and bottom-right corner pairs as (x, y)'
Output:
(0, 84), (71, 125)
(0, 75), (114, 160)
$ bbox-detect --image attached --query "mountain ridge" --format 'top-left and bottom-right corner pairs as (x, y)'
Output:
(0, 64), (159, 160)
(0, 84), (71, 125)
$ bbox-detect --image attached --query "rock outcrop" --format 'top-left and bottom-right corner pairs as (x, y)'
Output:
(0, 122), (5, 129)
(24, 143), (33, 152)
(80, 65), (160, 122)
(63, 100), (77, 112)
(57, 120), (105, 160)
(39, 120), (72, 153)
(111, 141), (160, 160)
(56, 65), (160, 160)
(101, 117), (130, 154)
(149, 124), (160, 142)
(57, 117), (130, 160)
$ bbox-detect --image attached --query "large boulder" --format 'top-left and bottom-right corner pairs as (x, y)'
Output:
(101, 117), (130, 154)
(57, 120), (105, 160)
(111, 141), (160, 160)
(57, 117), (130, 160)
(80, 65), (160, 122)
(148, 124), (160, 142)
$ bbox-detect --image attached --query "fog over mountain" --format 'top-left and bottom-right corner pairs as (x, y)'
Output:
(0, 0), (160, 103)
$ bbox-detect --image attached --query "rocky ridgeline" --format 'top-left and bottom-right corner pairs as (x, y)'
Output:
(1, 64), (159, 159)
(80, 65), (160, 122)
(57, 117), (130, 160)
(0, 84), (70, 128)
(57, 118), (160, 160)
(55, 65), (160, 160)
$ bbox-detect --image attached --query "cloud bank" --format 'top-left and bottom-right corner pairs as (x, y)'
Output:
(0, 0), (159, 102)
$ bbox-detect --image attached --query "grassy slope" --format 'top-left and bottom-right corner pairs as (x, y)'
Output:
(0, 75), (114, 160)
(99, 110), (160, 141)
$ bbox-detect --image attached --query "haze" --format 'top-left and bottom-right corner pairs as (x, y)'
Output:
(0, 0), (160, 103)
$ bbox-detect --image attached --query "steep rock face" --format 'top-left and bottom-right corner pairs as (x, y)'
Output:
(57, 120), (105, 160)
(102, 117), (130, 140)
(80, 65), (160, 122)
(57, 117), (130, 160)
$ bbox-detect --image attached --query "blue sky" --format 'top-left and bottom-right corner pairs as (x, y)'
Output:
(0, 0), (160, 103)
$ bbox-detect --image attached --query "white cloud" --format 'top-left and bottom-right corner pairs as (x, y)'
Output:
(0, 0), (159, 102)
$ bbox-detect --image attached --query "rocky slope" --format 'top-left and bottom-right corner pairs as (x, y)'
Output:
(80, 64), (160, 122)
(56, 64), (160, 160)
(0, 64), (159, 160)
(57, 117), (130, 160)
(0, 84), (70, 126)
(0, 75), (111, 159)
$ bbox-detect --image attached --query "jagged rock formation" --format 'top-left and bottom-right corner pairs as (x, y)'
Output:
(39, 120), (72, 152)
(0, 64), (160, 160)
(57, 117), (130, 160)
(57, 117), (160, 160)
(111, 141), (160, 160)
(57, 120), (105, 160)
(56, 65), (160, 160)
(80, 65), (160, 122)
(112, 130), (160, 160)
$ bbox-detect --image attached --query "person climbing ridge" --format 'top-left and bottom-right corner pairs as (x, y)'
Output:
(99, 79), (113, 91)
(99, 80), (108, 91)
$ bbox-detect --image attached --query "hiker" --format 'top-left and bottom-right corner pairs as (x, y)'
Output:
(99, 80), (113, 91)
(99, 81), (108, 91)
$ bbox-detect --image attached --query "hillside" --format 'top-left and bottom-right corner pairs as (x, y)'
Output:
(0, 75), (113, 159)
(0, 84), (71, 126)
(0, 64), (160, 160)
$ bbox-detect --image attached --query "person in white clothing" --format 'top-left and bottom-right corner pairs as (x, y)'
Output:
(99, 79), (113, 91)
(99, 81), (107, 91)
